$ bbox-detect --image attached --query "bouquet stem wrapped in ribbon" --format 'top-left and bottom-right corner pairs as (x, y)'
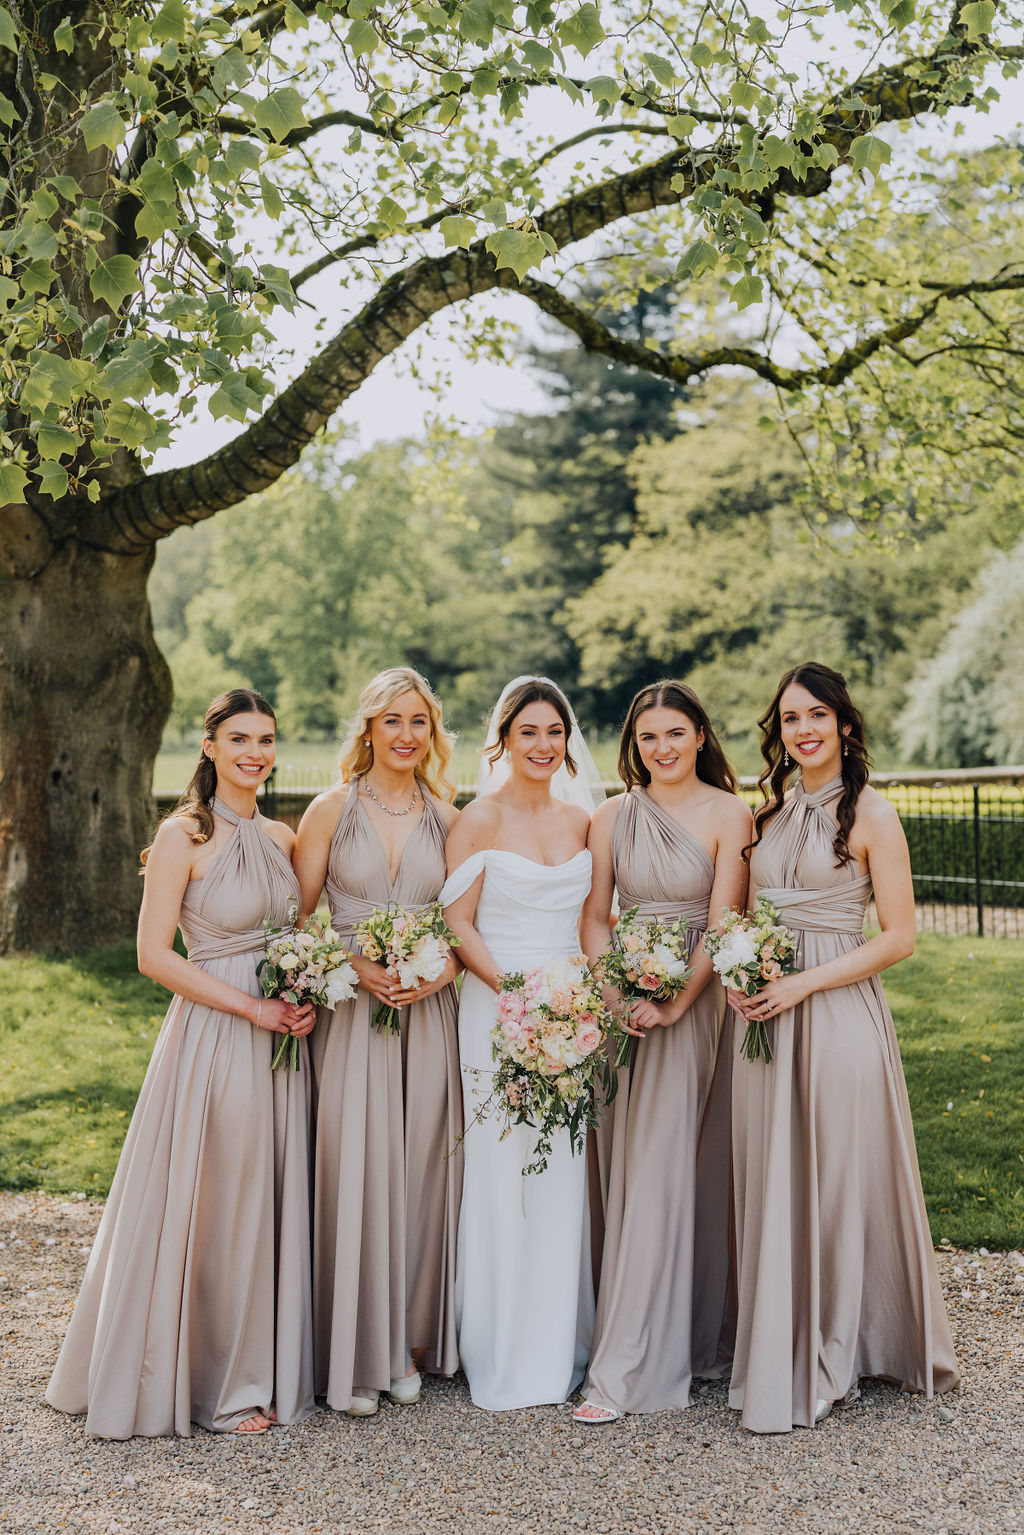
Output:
(257, 902), (358, 1070)
(354, 901), (461, 1035)
(703, 895), (799, 1064)
(488, 954), (622, 1175)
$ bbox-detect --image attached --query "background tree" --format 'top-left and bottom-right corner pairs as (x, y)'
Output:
(2, 0), (1023, 948)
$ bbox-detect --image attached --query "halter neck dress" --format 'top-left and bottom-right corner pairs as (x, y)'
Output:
(311, 782), (461, 1407)
(583, 788), (734, 1413)
(730, 776), (959, 1433)
(46, 798), (315, 1437)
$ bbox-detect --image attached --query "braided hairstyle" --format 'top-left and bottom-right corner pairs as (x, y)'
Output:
(747, 662), (870, 867)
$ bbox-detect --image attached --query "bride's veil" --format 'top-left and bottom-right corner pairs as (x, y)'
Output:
(475, 675), (606, 813)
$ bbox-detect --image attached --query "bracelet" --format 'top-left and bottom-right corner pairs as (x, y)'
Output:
(256, 998), (263, 1029)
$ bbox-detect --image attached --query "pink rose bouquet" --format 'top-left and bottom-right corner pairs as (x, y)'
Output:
(486, 954), (621, 1175)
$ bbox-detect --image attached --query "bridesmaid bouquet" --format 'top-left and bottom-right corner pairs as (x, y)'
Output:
(489, 955), (618, 1175)
(354, 901), (461, 1035)
(703, 896), (799, 1064)
(258, 906), (358, 1070)
(596, 904), (694, 1041)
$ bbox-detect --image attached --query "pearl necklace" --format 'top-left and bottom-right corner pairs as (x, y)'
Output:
(362, 777), (420, 818)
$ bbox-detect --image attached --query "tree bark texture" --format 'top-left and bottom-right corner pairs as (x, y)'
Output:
(0, 538), (171, 951)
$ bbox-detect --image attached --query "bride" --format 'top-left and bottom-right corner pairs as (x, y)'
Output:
(441, 677), (603, 1410)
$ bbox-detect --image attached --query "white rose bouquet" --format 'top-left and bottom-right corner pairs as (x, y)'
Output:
(487, 955), (620, 1175)
(354, 901), (461, 1035)
(595, 904), (694, 1047)
(258, 903), (358, 1070)
(703, 896), (799, 1064)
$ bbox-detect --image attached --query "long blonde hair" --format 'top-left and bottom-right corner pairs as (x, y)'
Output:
(338, 667), (457, 802)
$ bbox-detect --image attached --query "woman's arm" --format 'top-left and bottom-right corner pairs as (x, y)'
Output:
(293, 790), (345, 920)
(442, 800), (505, 993)
(137, 819), (304, 1036)
(743, 789), (915, 1020)
(580, 796), (619, 966)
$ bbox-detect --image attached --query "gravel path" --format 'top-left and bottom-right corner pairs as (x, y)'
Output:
(1, 1192), (1021, 1535)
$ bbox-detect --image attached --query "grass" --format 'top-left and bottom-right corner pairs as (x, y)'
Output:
(1, 935), (1022, 1250)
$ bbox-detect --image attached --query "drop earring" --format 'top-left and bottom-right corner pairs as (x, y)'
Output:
(784, 750), (791, 769)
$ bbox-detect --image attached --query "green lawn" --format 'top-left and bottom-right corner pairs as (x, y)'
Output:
(1, 935), (1021, 1249)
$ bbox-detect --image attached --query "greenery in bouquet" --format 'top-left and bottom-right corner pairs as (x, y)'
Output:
(354, 901), (461, 1035)
(258, 905), (358, 1070)
(703, 896), (799, 1064)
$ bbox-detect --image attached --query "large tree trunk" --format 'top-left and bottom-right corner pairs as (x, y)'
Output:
(0, 532), (172, 953)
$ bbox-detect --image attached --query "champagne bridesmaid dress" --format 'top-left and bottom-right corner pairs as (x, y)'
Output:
(46, 798), (315, 1438)
(311, 783), (461, 1407)
(584, 788), (733, 1413)
(730, 776), (959, 1433)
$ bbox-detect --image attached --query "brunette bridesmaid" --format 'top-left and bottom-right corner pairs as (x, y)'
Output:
(294, 667), (462, 1417)
(47, 690), (315, 1437)
(574, 682), (751, 1421)
(729, 662), (959, 1432)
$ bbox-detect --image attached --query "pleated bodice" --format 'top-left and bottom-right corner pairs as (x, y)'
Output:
(749, 777), (872, 933)
(325, 780), (449, 944)
(611, 788), (714, 939)
(178, 797), (299, 968)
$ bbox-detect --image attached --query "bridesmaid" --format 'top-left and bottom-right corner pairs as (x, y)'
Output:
(729, 661), (959, 1432)
(294, 667), (461, 1418)
(46, 689), (315, 1437)
(574, 681), (751, 1422)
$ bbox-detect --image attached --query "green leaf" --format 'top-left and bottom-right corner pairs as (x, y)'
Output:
(440, 214), (475, 249)
(208, 373), (262, 422)
(667, 114), (698, 140)
(731, 274), (763, 310)
(105, 401), (157, 449)
(676, 238), (718, 279)
(260, 174), (283, 220)
(0, 6), (18, 52)
(959, 0), (995, 39)
(34, 459), (69, 501)
(0, 462), (29, 504)
(252, 87), (306, 141)
(54, 15), (74, 52)
(35, 423), (78, 459)
(557, 2), (604, 58)
(522, 40), (553, 72)
(347, 18), (378, 54)
(0, 91), (18, 127)
(135, 199), (177, 242)
(849, 133), (892, 178)
(762, 135), (794, 171)
(730, 79), (760, 111)
(458, 0), (494, 45)
(48, 174), (81, 200)
(82, 100), (126, 153)
(376, 195), (406, 232)
(881, 0), (916, 26)
(0, 274), (17, 305)
(485, 228), (549, 281)
(151, 0), (187, 43)
(642, 52), (676, 88)
(89, 253), (141, 309)
(585, 75), (620, 107)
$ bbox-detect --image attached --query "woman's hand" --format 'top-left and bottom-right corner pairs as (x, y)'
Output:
(350, 953), (401, 1006)
(254, 996), (314, 1035)
(622, 995), (686, 1037)
(388, 954), (462, 1010)
(726, 986), (753, 1021)
(744, 972), (811, 1022)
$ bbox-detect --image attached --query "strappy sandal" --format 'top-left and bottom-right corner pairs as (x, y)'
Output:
(236, 1413), (271, 1435)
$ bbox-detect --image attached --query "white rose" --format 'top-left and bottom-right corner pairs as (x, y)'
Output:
(651, 943), (690, 979)
(324, 963), (358, 1006)
(275, 950), (301, 972)
(294, 932), (316, 950)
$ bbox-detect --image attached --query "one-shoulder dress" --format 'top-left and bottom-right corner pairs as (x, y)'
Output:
(46, 798), (315, 1438)
(584, 789), (733, 1413)
(730, 776), (959, 1433)
(440, 847), (596, 1410)
(311, 783), (462, 1406)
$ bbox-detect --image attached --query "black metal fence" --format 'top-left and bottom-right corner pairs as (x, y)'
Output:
(155, 764), (1024, 938)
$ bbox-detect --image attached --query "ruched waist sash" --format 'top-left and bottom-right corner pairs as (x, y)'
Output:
(756, 875), (871, 934)
(627, 897), (710, 932)
(185, 919), (276, 967)
(327, 891), (434, 948)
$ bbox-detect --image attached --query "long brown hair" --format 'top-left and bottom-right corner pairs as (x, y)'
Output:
(617, 680), (737, 794)
(747, 662), (870, 866)
(485, 678), (579, 776)
(141, 689), (276, 864)
(338, 667), (457, 802)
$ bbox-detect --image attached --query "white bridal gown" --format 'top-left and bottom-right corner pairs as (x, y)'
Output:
(440, 848), (596, 1410)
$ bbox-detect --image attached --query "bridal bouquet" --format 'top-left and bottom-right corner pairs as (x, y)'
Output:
(354, 901), (461, 1035)
(490, 955), (618, 1175)
(596, 905), (694, 1041)
(258, 905), (358, 1071)
(703, 896), (799, 1064)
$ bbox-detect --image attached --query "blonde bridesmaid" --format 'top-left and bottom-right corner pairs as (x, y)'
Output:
(729, 661), (959, 1432)
(47, 690), (315, 1437)
(294, 667), (461, 1417)
(574, 682), (751, 1422)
